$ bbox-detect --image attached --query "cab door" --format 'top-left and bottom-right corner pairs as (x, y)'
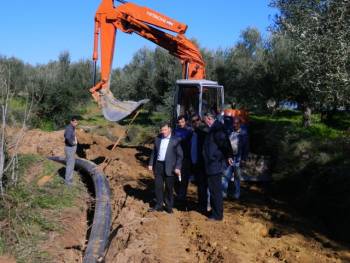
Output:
(199, 85), (224, 117)
(173, 84), (200, 120)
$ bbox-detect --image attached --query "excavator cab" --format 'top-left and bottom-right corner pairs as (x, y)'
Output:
(173, 79), (224, 121)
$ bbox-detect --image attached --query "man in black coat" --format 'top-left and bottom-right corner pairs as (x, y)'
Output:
(202, 113), (233, 221)
(190, 114), (208, 213)
(148, 121), (183, 213)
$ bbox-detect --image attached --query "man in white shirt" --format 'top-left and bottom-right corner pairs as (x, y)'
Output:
(148, 122), (183, 213)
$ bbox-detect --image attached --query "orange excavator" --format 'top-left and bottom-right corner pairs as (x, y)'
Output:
(90, 0), (224, 122)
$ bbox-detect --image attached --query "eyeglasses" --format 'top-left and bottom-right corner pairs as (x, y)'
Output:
(192, 119), (200, 123)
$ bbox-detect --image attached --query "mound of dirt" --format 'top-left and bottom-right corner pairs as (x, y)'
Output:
(0, 256), (16, 263)
(13, 126), (126, 158)
(10, 129), (65, 156)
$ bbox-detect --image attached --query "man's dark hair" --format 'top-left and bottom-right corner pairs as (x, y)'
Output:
(191, 113), (201, 120)
(203, 112), (216, 120)
(70, 116), (78, 122)
(159, 121), (171, 129)
(233, 117), (241, 124)
(177, 115), (186, 122)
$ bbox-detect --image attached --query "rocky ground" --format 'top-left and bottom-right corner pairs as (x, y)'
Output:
(14, 127), (350, 263)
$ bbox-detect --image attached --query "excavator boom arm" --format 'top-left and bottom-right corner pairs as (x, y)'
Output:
(90, 0), (206, 97)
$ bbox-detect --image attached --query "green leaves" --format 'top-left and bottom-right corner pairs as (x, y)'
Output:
(110, 47), (181, 112)
(271, 0), (350, 112)
(0, 51), (94, 129)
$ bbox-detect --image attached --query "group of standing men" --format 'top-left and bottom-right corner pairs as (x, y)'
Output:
(63, 110), (248, 221)
(148, 111), (248, 221)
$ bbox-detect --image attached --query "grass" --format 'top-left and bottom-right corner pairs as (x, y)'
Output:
(120, 111), (169, 145)
(37, 101), (169, 145)
(77, 102), (108, 126)
(250, 110), (349, 179)
(36, 119), (56, 132)
(6, 98), (30, 128)
(78, 102), (169, 145)
(251, 110), (346, 140)
(119, 111), (169, 126)
(249, 110), (350, 242)
(0, 236), (4, 255)
(79, 103), (169, 127)
(119, 110), (168, 145)
(0, 154), (84, 263)
(8, 98), (28, 111)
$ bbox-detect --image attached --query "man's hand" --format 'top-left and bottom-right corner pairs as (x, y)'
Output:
(228, 158), (234, 166)
(174, 169), (181, 182)
(148, 165), (153, 171)
(174, 169), (181, 176)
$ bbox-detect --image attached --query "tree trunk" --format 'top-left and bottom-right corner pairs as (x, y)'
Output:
(320, 110), (327, 122)
(302, 106), (312, 127)
(0, 151), (4, 195)
(0, 111), (5, 195)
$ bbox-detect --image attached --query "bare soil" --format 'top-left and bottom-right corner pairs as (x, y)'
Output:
(14, 128), (350, 263)
(0, 256), (16, 263)
(11, 129), (90, 263)
(40, 204), (89, 263)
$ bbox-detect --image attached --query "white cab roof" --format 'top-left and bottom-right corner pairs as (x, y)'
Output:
(176, 79), (220, 86)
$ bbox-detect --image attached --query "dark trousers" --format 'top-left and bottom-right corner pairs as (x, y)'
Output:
(175, 159), (190, 201)
(208, 173), (223, 220)
(194, 165), (208, 212)
(155, 161), (175, 210)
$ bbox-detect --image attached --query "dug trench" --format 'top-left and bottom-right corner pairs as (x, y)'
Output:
(18, 128), (350, 262)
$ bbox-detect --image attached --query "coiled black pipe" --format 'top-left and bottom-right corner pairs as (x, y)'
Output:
(49, 157), (111, 263)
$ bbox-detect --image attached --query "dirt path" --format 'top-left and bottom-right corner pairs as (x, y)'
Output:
(98, 143), (350, 263)
(153, 212), (197, 263)
(15, 129), (350, 263)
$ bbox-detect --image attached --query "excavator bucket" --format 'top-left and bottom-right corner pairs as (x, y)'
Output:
(100, 90), (149, 122)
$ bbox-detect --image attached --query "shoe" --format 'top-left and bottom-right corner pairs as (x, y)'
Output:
(176, 200), (188, 211)
(207, 215), (223, 221)
(165, 208), (173, 214)
(198, 209), (210, 217)
(148, 206), (163, 212)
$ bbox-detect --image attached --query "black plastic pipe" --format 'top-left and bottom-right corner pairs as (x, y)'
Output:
(49, 157), (111, 263)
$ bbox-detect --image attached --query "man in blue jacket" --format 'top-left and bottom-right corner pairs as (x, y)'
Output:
(174, 115), (192, 209)
(202, 113), (233, 221)
(64, 117), (78, 186)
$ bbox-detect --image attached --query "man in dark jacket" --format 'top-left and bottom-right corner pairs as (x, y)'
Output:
(148, 121), (183, 213)
(190, 114), (208, 213)
(202, 113), (233, 221)
(64, 117), (78, 185)
(174, 115), (192, 208)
